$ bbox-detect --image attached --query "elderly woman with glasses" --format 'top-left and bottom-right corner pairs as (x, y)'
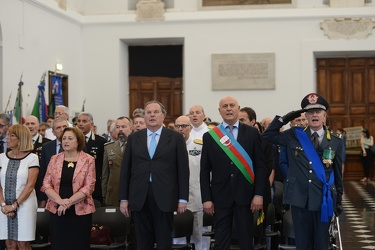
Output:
(0, 124), (39, 250)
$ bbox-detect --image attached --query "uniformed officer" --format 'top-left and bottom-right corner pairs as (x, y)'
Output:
(263, 93), (343, 250)
(102, 116), (132, 206)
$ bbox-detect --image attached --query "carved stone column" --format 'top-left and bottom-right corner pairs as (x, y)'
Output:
(136, 0), (165, 21)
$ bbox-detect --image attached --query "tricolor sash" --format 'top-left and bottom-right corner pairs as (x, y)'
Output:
(209, 124), (255, 184)
(295, 128), (334, 222)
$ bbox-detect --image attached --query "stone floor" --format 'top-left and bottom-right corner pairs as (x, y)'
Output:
(338, 180), (375, 250)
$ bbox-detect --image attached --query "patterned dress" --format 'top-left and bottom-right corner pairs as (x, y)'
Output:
(0, 152), (39, 241)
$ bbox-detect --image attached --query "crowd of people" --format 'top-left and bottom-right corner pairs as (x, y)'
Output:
(0, 92), (372, 250)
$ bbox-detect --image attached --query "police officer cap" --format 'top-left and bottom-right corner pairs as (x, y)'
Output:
(301, 93), (329, 111)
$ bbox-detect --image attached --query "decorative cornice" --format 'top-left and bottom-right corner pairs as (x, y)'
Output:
(320, 18), (375, 39)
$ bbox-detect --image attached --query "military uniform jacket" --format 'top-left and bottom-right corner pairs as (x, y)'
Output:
(262, 116), (343, 211)
(84, 133), (106, 202)
(33, 134), (51, 159)
(102, 141), (124, 206)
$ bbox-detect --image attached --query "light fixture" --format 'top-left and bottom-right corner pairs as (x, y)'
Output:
(55, 62), (63, 71)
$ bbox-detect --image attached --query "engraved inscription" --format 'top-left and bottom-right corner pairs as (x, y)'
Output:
(212, 53), (275, 90)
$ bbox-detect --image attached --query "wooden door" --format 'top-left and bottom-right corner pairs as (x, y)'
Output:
(317, 57), (375, 180)
(129, 76), (183, 125)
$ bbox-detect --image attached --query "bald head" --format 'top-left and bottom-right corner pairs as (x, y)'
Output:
(218, 96), (240, 126)
(25, 115), (40, 137)
(189, 105), (205, 128)
(175, 116), (192, 141)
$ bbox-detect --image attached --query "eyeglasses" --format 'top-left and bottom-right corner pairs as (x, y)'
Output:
(54, 112), (66, 116)
(175, 124), (191, 129)
(0, 124), (8, 129)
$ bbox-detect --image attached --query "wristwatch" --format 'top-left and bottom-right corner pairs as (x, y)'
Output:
(1, 202), (5, 207)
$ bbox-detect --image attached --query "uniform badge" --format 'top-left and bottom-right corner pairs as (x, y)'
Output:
(193, 139), (203, 145)
(189, 149), (201, 156)
(307, 94), (319, 104)
(220, 135), (231, 147)
(322, 147), (335, 168)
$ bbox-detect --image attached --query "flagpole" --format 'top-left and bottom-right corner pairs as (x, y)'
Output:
(4, 93), (12, 113)
(81, 98), (86, 112)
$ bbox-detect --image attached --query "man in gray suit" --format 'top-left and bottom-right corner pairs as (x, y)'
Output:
(119, 101), (189, 250)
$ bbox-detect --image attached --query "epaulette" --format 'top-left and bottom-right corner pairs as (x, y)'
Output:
(194, 139), (203, 145)
(104, 141), (115, 146)
(330, 130), (343, 139)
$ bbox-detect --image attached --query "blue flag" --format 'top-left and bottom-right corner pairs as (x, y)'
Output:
(31, 79), (47, 122)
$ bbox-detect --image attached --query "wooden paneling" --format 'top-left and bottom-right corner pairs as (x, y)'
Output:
(129, 76), (183, 125)
(317, 57), (375, 180)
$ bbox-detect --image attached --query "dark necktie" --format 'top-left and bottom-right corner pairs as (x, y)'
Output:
(58, 143), (63, 153)
(311, 132), (319, 149)
(0, 141), (3, 154)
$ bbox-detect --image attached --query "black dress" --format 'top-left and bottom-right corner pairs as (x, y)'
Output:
(50, 161), (92, 250)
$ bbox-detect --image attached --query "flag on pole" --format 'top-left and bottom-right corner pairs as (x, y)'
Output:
(31, 74), (47, 123)
(81, 98), (86, 112)
(13, 80), (24, 124)
(6, 111), (13, 126)
(48, 92), (55, 117)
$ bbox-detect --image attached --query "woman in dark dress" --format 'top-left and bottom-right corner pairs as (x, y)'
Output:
(42, 127), (96, 250)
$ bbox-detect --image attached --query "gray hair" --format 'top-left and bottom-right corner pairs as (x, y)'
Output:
(52, 117), (68, 130)
(132, 108), (144, 117)
(145, 101), (167, 115)
(78, 112), (94, 123)
(0, 113), (11, 125)
(55, 105), (69, 114)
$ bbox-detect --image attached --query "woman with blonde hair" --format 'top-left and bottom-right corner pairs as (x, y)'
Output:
(0, 124), (39, 250)
(42, 127), (96, 250)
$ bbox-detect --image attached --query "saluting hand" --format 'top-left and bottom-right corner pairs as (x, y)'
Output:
(281, 109), (306, 125)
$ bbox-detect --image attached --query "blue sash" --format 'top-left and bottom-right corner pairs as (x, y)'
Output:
(295, 128), (334, 222)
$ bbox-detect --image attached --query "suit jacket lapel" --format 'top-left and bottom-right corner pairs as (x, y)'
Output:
(320, 130), (330, 149)
(154, 127), (170, 158)
(237, 123), (245, 145)
(136, 130), (149, 158)
(73, 151), (85, 181)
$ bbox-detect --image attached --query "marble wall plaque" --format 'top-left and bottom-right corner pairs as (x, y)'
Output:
(212, 53), (275, 90)
(320, 18), (375, 40)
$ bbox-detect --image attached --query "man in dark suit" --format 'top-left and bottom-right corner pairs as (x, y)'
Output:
(25, 115), (51, 158)
(200, 96), (267, 249)
(37, 117), (69, 207)
(78, 112), (107, 204)
(119, 101), (189, 250)
(262, 93), (343, 250)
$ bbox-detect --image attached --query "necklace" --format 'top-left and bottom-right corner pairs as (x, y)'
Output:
(12, 151), (19, 159)
(65, 153), (78, 168)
